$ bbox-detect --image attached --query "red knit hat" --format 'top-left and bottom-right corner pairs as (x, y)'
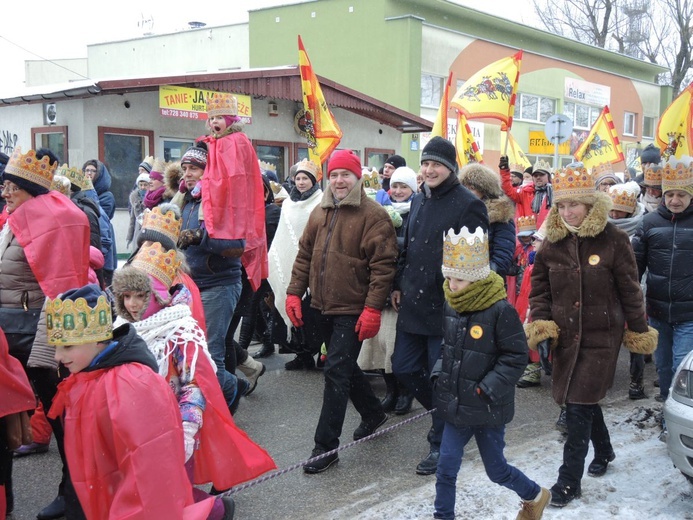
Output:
(328, 149), (362, 179)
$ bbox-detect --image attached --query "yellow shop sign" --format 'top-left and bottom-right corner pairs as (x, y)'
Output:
(159, 85), (252, 123)
(528, 130), (570, 155)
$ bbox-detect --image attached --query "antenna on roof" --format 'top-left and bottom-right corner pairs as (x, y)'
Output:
(188, 21), (207, 29)
(138, 13), (155, 35)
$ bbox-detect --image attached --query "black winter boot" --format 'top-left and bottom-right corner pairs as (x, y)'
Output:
(381, 372), (399, 412)
(238, 317), (255, 351)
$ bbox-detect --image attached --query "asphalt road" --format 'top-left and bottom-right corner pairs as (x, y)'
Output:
(10, 344), (656, 519)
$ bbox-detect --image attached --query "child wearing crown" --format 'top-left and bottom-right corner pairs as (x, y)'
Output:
(112, 244), (275, 495)
(46, 284), (235, 519)
(432, 226), (549, 520)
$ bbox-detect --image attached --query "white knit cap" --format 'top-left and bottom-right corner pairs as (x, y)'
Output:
(136, 173), (150, 184)
(390, 166), (418, 193)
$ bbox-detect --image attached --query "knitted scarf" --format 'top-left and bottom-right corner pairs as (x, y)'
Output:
(444, 271), (507, 313)
(531, 184), (553, 214)
(143, 186), (166, 209)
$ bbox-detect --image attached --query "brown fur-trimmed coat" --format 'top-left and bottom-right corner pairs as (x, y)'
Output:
(526, 193), (657, 405)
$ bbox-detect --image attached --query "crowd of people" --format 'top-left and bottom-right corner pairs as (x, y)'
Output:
(0, 90), (688, 519)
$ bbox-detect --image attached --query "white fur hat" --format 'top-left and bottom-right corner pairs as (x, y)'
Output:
(390, 166), (418, 193)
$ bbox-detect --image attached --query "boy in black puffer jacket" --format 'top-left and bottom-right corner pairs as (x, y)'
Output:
(431, 226), (548, 520)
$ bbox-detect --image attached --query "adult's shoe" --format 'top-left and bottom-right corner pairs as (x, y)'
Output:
(253, 343), (275, 359)
(549, 482), (581, 507)
(587, 451), (615, 477)
(237, 357), (266, 396)
(381, 390), (397, 412)
(285, 353), (315, 371)
(353, 413), (388, 440)
(221, 496), (235, 519)
(394, 393), (414, 415)
(654, 393), (666, 403)
(516, 487), (550, 520)
(36, 495), (66, 520)
(303, 447), (339, 474)
(628, 381), (647, 400)
(517, 362), (541, 388)
(415, 449), (440, 475)
(555, 407), (568, 434)
(14, 442), (49, 457)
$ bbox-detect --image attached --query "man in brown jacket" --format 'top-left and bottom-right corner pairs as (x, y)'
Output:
(286, 149), (398, 473)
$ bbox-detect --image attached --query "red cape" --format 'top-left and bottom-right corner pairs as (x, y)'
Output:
(200, 133), (268, 291)
(8, 192), (89, 298)
(0, 328), (35, 418)
(175, 271), (207, 336)
(49, 364), (215, 520)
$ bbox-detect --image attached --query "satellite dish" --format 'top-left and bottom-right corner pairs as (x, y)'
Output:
(544, 114), (573, 144)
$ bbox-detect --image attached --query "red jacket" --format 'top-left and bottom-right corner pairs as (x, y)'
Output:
(500, 167), (550, 227)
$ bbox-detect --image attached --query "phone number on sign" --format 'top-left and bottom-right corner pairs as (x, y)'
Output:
(160, 108), (201, 119)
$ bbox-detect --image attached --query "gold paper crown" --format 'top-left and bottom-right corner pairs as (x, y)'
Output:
(50, 175), (71, 196)
(150, 158), (167, 176)
(270, 180), (283, 194)
(532, 159), (552, 175)
(661, 162), (693, 193)
(4, 146), (56, 191)
(296, 158), (322, 183)
(361, 169), (381, 191)
(591, 162), (615, 183)
(643, 165), (662, 187)
(57, 164), (88, 190)
(442, 226), (490, 282)
(516, 215), (537, 234)
(510, 163), (526, 174)
(141, 205), (182, 244)
(206, 92), (238, 117)
(259, 160), (276, 173)
(552, 166), (595, 201)
(46, 294), (113, 346)
(608, 185), (638, 213)
(131, 242), (182, 289)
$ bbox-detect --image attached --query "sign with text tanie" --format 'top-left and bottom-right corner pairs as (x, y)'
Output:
(159, 86), (252, 123)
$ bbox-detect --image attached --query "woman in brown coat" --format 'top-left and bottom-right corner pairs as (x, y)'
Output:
(525, 165), (657, 508)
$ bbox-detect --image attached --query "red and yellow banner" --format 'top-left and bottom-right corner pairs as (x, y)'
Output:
(573, 106), (624, 169)
(298, 36), (343, 166)
(158, 85), (252, 122)
(451, 51), (523, 129)
(431, 72), (454, 139)
(456, 112), (483, 167)
(656, 82), (693, 160)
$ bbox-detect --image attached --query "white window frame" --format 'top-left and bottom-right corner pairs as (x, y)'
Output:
(624, 112), (637, 137)
(421, 74), (444, 109)
(564, 102), (601, 130)
(516, 93), (556, 123)
(643, 116), (656, 139)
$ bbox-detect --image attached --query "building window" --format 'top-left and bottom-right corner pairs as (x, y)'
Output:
(624, 112), (637, 136)
(643, 116), (656, 139)
(254, 140), (288, 183)
(517, 94), (556, 123)
(563, 102), (600, 130)
(32, 126), (69, 164)
(98, 127), (155, 209)
(365, 148), (395, 170)
(421, 74), (444, 108)
(163, 138), (195, 162)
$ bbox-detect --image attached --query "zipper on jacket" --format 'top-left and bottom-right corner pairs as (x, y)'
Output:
(319, 207), (340, 306)
(667, 218), (677, 322)
(563, 235), (581, 405)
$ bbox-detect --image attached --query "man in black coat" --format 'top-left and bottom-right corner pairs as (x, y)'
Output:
(390, 137), (488, 475)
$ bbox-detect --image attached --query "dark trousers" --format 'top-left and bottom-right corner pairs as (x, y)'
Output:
(630, 352), (645, 383)
(313, 315), (383, 451)
(558, 403), (612, 487)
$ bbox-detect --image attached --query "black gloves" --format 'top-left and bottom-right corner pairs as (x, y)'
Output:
(537, 339), (552, 376)
(498, 155), (509, 171)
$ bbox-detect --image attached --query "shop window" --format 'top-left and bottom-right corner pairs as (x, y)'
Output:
(98, 127), (155, 209)
(32, 126), (68, 164)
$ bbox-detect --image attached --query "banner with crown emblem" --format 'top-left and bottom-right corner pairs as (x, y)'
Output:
(431, 71), (454, 139)
(656, 82), (693, 161)
(450, 51), (523, 130)
(456, 113), (484, 167)
(298, 36), (343, 167)
(573, 106), (624, 169)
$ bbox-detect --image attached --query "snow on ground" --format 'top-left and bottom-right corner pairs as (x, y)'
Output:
(352, 406), (693, 519)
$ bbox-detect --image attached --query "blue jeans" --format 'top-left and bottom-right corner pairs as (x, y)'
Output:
(434, 424), (539, 519)
(201, 283), (242, 407)
(649, 317), (693, 398)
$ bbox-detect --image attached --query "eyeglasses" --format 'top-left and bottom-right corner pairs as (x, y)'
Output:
(84, 168), (97, 174)
(1, 184), (22, 194)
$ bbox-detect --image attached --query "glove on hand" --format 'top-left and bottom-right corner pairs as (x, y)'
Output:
(355, 306), (382, 341)
(285, 294), (304, 327)
(537, 339), (552, 376)
(498, 155), (509, 171)
(182, 421), (200, 462)
(178, 229), (203, 250)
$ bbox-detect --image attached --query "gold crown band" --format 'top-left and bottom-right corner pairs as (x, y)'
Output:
(46, 295), (113, 346)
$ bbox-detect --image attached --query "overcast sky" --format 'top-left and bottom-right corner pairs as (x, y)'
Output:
(0, 0), (539, 94)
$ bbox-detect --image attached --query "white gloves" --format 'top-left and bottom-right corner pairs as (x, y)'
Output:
(182, 421), (200, 462)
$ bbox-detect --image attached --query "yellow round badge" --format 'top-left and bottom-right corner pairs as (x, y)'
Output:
(470, 325), (483, 339)
(588, 255), (600, 266)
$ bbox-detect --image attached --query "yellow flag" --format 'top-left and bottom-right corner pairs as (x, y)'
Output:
(656, 82), (693, 160)
(500, 132), (532, 170)
(451, 51), (523, 129)
(298, 36), (343, 166)
(573, 106), (624, 169)
(456, 112), (483, 167)
(431, 72), (453, 139)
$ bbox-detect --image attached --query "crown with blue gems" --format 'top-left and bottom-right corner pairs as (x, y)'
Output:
(46, 294), (113, 346)
(442, 226), (490, 282)
(206, 92), (238, 117)
(4, 147), (56, 191)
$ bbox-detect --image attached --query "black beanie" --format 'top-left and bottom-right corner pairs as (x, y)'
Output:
(421, 136), (457, 173)
(385, 154), (406, 169)
(0, 152), (8, 177)
(511, 170), (523, 182)
(3, 172), (50, 197)
(59, 284), (106, 309)
(640, 144), (661, 165)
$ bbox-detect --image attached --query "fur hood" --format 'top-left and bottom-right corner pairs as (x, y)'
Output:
(458, 163), (503, 198)
(164, 162), (183, 200)
(112, 267), (152, 322)
(486, 195), (515, 224)
(544, 191), (612, 243)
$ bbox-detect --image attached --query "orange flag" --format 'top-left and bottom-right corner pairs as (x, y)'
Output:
(451, 51), (523, 130)
(573, 106), (624, 169)
(456, 112), (483, 167)
(298, 36), (343, 166)
(431, 72), (454, 139)
(656, 82), (693, 160)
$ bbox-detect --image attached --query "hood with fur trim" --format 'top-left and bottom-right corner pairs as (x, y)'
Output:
(112, 267), (152, 322)
(458, 163), (503, 199)
(164, 162), (183, 201)
(544, 191), (612, 243)
(486, 195), (515, 224)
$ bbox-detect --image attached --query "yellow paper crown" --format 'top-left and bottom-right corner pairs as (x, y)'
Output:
(608, 185), (638, 213)
(46, 294), (113, 346)
(270, 180), (283, 194)
(591, 162), (615, 184)
(206, 92), (238, 117)
(643, 165), (662, 187)
(661, 162), (693, 194)
(131, 242), (182, 288)
(510, 163), (526, 174)
(141, 205), (182, 245)
(532, 159), (552, 175)
(516, 215), (537, 234)
(57, 164), (88, 190)
(4, 146), (56, 191)
(552, 166), (596, 201)
(296, 158), (322, 183)
(259, 160), (276, 173)
(442, 226), (490, 282)
(361, 169), (381, 191)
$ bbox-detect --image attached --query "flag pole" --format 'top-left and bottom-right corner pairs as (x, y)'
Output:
(503, 127), (511, 156)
